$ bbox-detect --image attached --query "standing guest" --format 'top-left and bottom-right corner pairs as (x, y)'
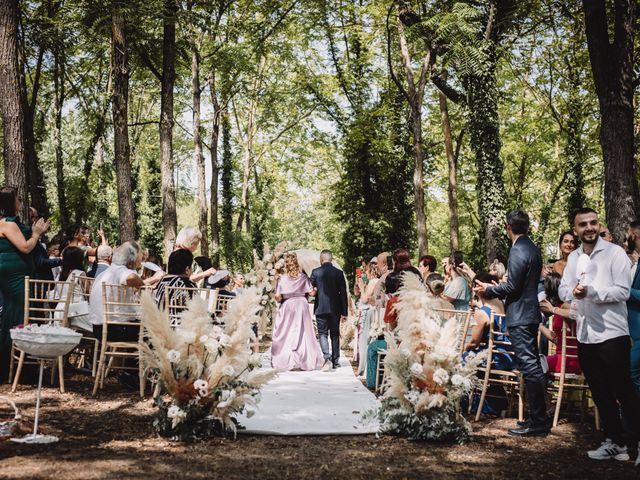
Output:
(391, 248), (421, 278)
(475, 210), (549, 436)
(66, 224), (108, 260)
(559, 208), (640, 462)
(627, 220), (640, 392)
(87, 245), (113, 279)
(0, 187), (50, 382)
(355, 264), (380, 376)
(153, 249), (197, 309)
(29, 207), (61, 282)
(552, 231), (578, 276)
(371, 251), (391, 308)
(417, 255), (437, 281)
(443, 251), (471, 311)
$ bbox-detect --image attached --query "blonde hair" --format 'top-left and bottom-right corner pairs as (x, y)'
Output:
(175, 226), (202, 249)
(283, 252), (301, 277)
(367, 264), (380, 279)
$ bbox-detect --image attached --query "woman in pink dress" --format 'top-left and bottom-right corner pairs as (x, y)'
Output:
(271, 253), (324, 371)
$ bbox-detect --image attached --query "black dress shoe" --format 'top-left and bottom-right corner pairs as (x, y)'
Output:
(507, 424), (550, 437)
(516, 420), (531, 428)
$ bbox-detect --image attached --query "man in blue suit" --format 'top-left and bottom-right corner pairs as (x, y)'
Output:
(475, 210), (549, 436)
(310, 250), (348, 371)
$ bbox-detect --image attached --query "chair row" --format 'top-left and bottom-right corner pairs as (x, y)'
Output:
(8, 277), (235, 398)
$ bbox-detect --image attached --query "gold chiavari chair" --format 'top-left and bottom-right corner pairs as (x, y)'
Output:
(214, 292), (235, 324)
(10, 277), (74, 393)
(92, 284), (146, 397)
(164, 284), (214, 327)
(64, 274), (100, 377)
(473, 310), (524, 422)
(432, 307), (473, 355)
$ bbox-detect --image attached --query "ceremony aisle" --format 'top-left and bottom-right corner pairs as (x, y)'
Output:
(238, 352), (380, 435)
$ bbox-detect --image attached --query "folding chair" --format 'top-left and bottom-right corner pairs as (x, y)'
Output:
(92, 284), (146, 397)
(473, 311), (524, 422)
(10, 277), (74, 393)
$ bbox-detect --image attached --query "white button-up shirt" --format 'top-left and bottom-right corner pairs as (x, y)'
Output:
(558, 237), (631, 344)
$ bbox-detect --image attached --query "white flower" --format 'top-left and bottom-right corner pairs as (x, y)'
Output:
(433, 368), (450, 385)
(204, 339), (220, 353)
(451, 374), (471, 390)
(266, 262), (273, 269)
(179, 330), (197, 344)
(218, 334), (232, 347)
(199, 335), (209, 343)
(193, 379), (209, 390)
(166, 349), (181, 363)
(217, 390), (237, 409)
(167, 405), (187, 427)
(198, 388), (209, 398)
(409, 362), (424, 377)
(269, 269), (276, 276)
(400, 348), (411, 358)
(405, 389), (420, 405)
(222, 365), (235, 377)
(265, 284), (273, 292)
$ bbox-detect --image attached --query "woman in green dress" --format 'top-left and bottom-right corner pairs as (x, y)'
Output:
(0, 187), (49, 382)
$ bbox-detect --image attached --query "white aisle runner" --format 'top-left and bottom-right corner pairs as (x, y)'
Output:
(238, 354), (380, 435)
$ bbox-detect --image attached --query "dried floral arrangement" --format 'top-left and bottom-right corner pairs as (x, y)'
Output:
(372, 273), (485, 443)
(140, 287), (277, 442)
(243, 241), (290, 336)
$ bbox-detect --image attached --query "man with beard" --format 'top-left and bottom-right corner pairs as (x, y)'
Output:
(559, 208), (640, 464)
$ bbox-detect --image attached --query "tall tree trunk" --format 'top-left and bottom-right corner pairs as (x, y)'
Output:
(191, 43), (209, 256)
(582, 0), (638, 242)
(564, 114), (585, 221)
(439, 91), (460, 252)
(208, 73), (221, 257)
(160, 0), (177, 254)
(53, 45), (69, 228)
(0, 0), (27, 215)
(111, 4), (135, 241)
(464, 42), (508, 263)
(220, 105), (234, 267)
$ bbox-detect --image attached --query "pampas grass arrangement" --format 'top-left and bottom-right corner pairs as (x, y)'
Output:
(140, 287), (277, 442)
(374, 273), (485, 443)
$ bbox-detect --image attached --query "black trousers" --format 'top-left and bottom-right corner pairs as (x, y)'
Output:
(578, 335), (640, 446)
(316, 313), (340, 367)
(508, 324), (548, 427)
(92, 323), (140, 342)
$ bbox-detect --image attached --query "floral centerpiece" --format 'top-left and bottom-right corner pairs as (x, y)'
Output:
(373, 273), (485, 443)
(140, 287), (277, 442)
(244, 241), (290, 336)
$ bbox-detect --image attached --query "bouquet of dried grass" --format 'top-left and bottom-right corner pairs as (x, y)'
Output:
(374, 273), (485, 443)
(140, 287), (277, 442)
(244, 241), (290, 336)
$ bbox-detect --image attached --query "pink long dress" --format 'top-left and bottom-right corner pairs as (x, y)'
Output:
(271, 273), (324, 371)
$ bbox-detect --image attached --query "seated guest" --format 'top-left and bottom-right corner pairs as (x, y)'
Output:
(87, 244), (112, 278)
(417, 255), (437, 281)
(191, 254), (217, 285)
(153, 249), (197, 308)
(539, 272), (581, 374)
(391, 248), (421, 279)
(366, 272), (402, 389)
(488, 259), (506, 282)
(142, 252), (164, 281)
(464, 272), (513, 371)
(89, 241), (163, 342)
(443, 251), (471, 310)
(425, 273), (454, 311)
(232, 272), (245, 295)
(207, 270), (235, 296)
(356, 264), (380, 377)
(57, 246), (91, 332)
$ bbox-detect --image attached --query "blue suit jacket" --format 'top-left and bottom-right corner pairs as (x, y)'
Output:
(485, 235), (542, 327)
(310, 263), (348, 317)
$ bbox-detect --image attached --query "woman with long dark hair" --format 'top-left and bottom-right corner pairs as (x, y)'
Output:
(552, 231), (578, 276)
(0, 186), (50, 381)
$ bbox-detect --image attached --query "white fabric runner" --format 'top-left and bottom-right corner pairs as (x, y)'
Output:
(238, 352), (380, 435)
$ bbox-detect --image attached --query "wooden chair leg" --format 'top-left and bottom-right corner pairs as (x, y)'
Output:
(11, 351), (26, 393)
(92, 340), (99, 378)
(553, 376), (564, 428)
(93, 347), (107, 396)
(475, 369), (491, 422)
(58, 356), (65, 393)
(138, 351), (145, 398)
(517, 374), (525, 422)
(8, 346), (15, 384)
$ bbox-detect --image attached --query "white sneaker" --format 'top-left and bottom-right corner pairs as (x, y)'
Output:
(587, 439), (629, 461)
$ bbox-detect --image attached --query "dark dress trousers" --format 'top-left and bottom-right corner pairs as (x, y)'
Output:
(485, 235), (548, 427)
(310, 263), (348, 367)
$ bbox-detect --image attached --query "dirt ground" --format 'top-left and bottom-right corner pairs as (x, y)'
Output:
(1, 367), (638, 480)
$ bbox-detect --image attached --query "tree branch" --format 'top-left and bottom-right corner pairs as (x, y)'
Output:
(431, 74), (463, 104)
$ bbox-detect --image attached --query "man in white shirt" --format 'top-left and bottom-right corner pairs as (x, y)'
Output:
(559, 208), (640, 463)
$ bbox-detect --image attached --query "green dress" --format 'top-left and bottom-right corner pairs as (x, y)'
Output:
(0, 216), (34, 382)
